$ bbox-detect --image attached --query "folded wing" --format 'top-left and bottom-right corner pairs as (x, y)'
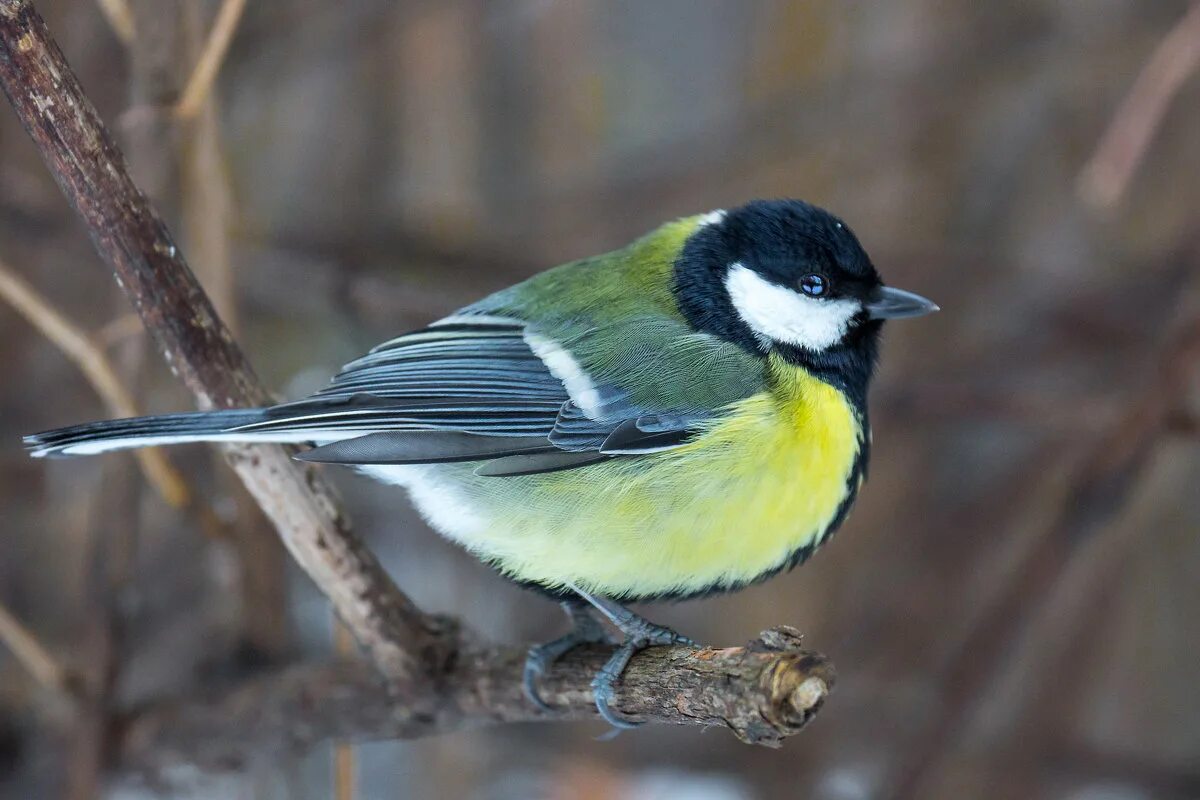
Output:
(244, 315), (764, 476)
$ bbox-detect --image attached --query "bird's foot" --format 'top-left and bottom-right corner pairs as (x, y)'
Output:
(523, 601), (612, 712)
(569, 583), (696, 731)
(591, 622), (694, 730)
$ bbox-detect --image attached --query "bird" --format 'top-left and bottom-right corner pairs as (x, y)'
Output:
(24, 198), (937, 728)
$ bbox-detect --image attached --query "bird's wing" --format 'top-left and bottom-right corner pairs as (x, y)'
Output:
(235, 320), (569, 440)
(231, 314), (763, 474)
(243, 215), (767, 474)
(451, 215), (768, 456)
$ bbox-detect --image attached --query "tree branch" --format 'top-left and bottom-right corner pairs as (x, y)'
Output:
(120, 628), (834, 775)
(0, 0), (443, 685)
(95, 0), (135, 45)
(0, 602), (77, 701)
(173, 0), (246, 120)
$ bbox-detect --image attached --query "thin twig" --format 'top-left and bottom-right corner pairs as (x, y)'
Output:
(176, 0), (289, 660)
(173, 0), (246, 120)
(95, 312), (144, 348)
(1077, 1), (1200, 211)
(0, 603), (73, 696)
(67, 448), (141, 800)
(0, 257), (191, 509)
(95, 0), (134, 45)
(333, 621), (356, 800)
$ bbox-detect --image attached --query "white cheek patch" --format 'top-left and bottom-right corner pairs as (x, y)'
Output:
(724, 263), (860, 352)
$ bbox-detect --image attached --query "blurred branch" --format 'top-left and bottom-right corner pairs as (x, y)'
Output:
(0, 257), (191, 509)
(888, 304), (1200, 799)
(1077, 1), (1200, 211)
(95, 311), (144, 348)
(95, 0), (134, 44)
(122, 627), (833, 776)
(0, 603), (76, 700)
(67, 449), (141, 800)
(173, 0), (289, 660)
(332, 621), (356, 800)
(0, 0), (441, 683)
(1042, 740), (1200, 799)
(173, 0), (246, 120)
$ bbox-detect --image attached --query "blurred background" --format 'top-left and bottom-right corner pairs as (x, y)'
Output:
(2, 1), (1199, 798)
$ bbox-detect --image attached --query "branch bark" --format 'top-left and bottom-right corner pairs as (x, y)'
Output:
(120, 627), (834, 775)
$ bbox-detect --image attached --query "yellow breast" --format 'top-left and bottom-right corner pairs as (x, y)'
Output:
(398, 355), (866, 600)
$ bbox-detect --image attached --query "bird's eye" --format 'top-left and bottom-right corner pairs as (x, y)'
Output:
(799, 274), (827, 297)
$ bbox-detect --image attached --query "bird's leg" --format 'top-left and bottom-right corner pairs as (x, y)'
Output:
(570, 584), (696, 730)
(523, 599), (612, 712)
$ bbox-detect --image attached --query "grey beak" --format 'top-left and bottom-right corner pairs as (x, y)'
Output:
(866, 286), (939, 320)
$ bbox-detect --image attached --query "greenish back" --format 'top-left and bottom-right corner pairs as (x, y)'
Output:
(462, 216), (766, 421)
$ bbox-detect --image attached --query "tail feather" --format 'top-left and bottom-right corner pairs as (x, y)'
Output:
(25, 409), (274, 458)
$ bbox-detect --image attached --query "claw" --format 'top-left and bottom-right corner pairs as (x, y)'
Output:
(523, 646), (557, 712)
(591, 641), (644, 729)
(523, 601), (611, 712)
(566, 584), (699, 733)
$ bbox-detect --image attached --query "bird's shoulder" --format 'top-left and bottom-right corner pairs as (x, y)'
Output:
(443, 216), (766, 426)
(462, 214), (705, 326)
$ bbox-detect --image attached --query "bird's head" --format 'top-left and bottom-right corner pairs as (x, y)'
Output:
(674, 199), (937, 361)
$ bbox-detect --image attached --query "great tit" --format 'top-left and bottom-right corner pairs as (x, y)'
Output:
(25, 199), (937, 727)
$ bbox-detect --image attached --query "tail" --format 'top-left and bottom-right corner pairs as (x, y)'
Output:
(24, 409), (291, 458)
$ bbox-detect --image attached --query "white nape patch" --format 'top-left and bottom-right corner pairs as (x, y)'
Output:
(523, 331), (602, 417)
(697, 209), (726, 227)
(724, 263), (860, 352)
(358, 464), (487, 540)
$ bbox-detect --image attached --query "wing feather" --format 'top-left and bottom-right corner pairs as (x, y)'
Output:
(239, 304), (762, 470)
(296, 431), (553, 465)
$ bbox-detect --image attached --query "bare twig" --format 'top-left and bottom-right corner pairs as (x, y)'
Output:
(1077, 1), (1200, 210)
(174, 0), (289, 660)
(0, 257), (191, 509)
(333, 621), (357, 800)
(0, 0), (442, 684)
(173, 0), (246, 120)
(67, 453), (142, 800)
(95, 0), (135, 45)
(95, 311), (144, 348)
(0, 603), (74, 697)
(121, 627), (834, 776)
